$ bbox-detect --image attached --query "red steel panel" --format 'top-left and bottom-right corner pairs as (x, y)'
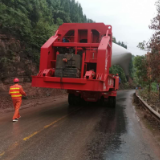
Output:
(32, 75), (115, 92)
(53, 42), (99, 48)
(32, 23), (118, 97)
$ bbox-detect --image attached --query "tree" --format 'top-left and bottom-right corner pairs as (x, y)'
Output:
(56, 17), (63, 25)
(134, 55), (153, 98)
(136, 0), (160, 99)
(129, 55), (134, 79)
(109, 65), (127, 83)
(137, 41), (148, 51)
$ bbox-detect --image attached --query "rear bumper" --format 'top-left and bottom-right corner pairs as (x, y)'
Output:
(32, 76), (112, 92)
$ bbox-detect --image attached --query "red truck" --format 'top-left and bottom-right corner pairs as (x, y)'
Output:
(32, 23), (119, 107)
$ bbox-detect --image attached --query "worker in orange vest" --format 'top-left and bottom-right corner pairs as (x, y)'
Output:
(9, 78), (26, 122)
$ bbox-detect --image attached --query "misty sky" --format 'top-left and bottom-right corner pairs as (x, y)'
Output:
(77, 0), (157, 55)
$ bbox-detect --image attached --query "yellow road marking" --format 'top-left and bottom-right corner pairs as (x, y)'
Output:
(0, 115), (68, 158)
(44, 115), (67, 129)
(12, 142), (18, 147)
(0, 107), (81, 158)
(0, 152), (5, 157)
(23, 115), (67, 141)
(23, 132), (38, 141)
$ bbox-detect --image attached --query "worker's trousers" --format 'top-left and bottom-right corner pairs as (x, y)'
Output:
(12, 98), (22, 120)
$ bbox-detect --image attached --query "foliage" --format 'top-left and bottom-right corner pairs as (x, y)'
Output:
(109, 65), (127, 83)
(112, 37), (127, 49)
(151, 82), (158, 92)
(133, 55), (149, 86)
(137, 40), (150, 51)
(129, 55), (134, 78)
(136, 0), (160, 99)
(0, 0), (93, 65)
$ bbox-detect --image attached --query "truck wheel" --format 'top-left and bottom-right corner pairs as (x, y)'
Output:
(109, 96), (116, 108)
(68, 93), (75, 106)
(80, 98), (85, 105)
(74, 95), (81, 106)
(98, 96), (104, 106)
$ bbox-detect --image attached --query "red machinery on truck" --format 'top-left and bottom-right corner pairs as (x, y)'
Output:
(32, 23), (119, 107)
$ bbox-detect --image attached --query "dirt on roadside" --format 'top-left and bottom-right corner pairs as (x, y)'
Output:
(0, 82), (66, 113)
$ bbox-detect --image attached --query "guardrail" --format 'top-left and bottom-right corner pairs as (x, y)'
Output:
(134, 92), (160, 121)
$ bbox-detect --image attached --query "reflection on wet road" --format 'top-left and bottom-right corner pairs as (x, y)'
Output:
(0, 90), (159, 160)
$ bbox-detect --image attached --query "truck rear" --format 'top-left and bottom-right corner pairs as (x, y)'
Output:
(32, 23), (119, 107)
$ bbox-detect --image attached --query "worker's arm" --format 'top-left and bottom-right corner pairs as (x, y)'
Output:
(19, 86), (27, 96)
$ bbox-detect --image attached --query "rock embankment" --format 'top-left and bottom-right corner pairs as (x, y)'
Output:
(0, 34), (37, 85)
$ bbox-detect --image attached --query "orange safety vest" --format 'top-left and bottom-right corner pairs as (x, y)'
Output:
(9, 86), (22, 98)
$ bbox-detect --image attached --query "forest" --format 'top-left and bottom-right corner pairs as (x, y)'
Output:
(0, 0), (94, 63)
(134, 0), (160, 101)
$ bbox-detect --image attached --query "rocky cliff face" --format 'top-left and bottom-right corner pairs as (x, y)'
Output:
(0, 34), (38, 87)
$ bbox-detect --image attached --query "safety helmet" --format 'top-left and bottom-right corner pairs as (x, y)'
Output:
(14, 78), (19, 83)
(116, 73), (118, 76)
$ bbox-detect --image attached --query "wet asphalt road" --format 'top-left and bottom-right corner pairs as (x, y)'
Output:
(0, 90), (159, 160)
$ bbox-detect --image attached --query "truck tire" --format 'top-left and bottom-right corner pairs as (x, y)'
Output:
(98, 96), (104, 106)
(68, 93), (75, 106)
(68, 94), (81, 106)
(74, 95), (81, 106)
(109, 96), (116, 108)
(80, 98), (85, 105)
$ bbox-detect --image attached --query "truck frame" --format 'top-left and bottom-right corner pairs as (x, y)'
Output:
(32, 23), (119, 107)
